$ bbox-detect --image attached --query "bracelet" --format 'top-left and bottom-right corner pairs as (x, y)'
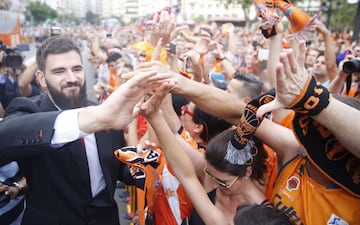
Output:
(12, 182), (24, 191)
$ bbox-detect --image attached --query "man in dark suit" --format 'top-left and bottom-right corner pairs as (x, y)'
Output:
(0, 36), (174, 225)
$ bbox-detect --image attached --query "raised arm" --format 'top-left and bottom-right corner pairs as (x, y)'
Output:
(173, 74), (244, 124)
(315, 20), (338, 81)
(18, 61), (39, 97)
(254, 118), (300, 165)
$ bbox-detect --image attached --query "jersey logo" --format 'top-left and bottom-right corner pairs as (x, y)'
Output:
(327, 213), (349, 225)
(286, 176), (300, 192)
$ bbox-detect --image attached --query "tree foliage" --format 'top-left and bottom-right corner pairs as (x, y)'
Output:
(86, 11), (100, 24)
(26, 1), (57, 24)
(323, 0), (357, 31)
(57, 14), (81, 25)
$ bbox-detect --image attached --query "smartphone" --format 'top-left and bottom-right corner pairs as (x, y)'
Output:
(258, 49), (269, 61)
(169, 42), (176, 54)
(183, 57), (190, 72)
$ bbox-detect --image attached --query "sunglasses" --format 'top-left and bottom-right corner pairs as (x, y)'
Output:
(203, 166), (238, 189)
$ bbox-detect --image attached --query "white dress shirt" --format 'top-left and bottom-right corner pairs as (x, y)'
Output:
(51, 109), (106, 197)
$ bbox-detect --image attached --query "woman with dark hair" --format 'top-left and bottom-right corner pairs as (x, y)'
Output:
(189, 129), (269, 225)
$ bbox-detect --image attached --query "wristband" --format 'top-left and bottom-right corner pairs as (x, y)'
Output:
(287, 76), (330, 116)
(226, 89), (275, 165)
(231, 88), (275, 149)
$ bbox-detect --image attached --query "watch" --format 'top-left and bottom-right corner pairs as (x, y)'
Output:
(12, 182), (24, 191)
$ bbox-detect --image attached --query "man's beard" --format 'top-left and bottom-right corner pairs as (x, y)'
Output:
(46, 80), (88, 110)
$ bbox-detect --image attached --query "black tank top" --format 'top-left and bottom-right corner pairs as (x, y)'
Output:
(188, 189), (272, 225)
(189, 189), (216, 225)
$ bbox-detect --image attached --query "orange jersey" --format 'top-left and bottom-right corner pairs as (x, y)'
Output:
(271, 156), (360, 225)
(144, 152), (194, 225)
(134, 127), (203, 225)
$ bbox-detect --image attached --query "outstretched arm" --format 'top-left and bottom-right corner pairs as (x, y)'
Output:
(78, 70), (176, 133)
(128, 61), (245, 124)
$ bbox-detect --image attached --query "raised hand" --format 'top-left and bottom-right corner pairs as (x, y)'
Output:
(79, 68), (177, 133)
(138, 81), (175, 120)
(183, 49), (202, 80)
(193, 36), (213, 56)
(148, 9), (176, 48)
(257, 40), (308, 118)
(129, 61), (175, 79)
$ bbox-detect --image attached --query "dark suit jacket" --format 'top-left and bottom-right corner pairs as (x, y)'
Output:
(0, 94), (133, 225)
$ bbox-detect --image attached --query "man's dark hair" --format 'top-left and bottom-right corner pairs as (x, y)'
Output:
(232, 71), (263, 99)
(36, 36), (82, 72)
(234, 204), (294, 225)
(106, 53), (122, 63)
